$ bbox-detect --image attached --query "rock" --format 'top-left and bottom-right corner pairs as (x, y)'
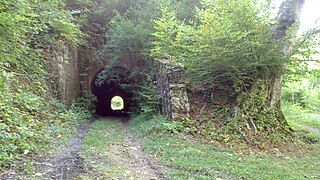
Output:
(271, 148), (280, 154)
(155, 60), (190, 119)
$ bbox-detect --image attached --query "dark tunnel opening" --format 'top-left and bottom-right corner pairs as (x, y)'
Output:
(91, 67), (133, 117)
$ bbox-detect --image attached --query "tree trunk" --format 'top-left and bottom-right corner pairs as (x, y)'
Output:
(269, 0), (305, 124)
(235, 0), (305, 139)
(271, 0), (305, 108)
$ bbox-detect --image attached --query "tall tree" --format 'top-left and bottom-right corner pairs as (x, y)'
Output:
(270, 0), (305, 108)
(234, 0), (305, 140)
(151, 0), (307, 142)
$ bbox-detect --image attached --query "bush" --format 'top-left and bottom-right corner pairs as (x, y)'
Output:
(0, 74), (92, 170)
(282, 81), (309, 108)
(73, 91), (97, 113)
(282, 79), (320, 111)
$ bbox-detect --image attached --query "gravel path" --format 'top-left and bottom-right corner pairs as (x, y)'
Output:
(1, 116), (165, 180)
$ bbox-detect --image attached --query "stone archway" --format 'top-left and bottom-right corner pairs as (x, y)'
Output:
(91, 66), (133, 116)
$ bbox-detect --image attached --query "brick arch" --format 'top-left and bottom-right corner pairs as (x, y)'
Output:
(81, 55), (145, 93)
(77, 46), (190, 119)
(90, 66), (133, 116)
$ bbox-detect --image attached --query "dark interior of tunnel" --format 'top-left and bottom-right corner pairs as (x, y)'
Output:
(91, 67), (133, 117)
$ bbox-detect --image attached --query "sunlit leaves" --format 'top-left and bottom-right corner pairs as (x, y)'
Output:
(151, 0), (287, 95)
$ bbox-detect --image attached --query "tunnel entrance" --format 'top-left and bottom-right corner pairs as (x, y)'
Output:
(91, 66), (133, 116)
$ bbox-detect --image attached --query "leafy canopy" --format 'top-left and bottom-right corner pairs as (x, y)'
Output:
(151, 0), (289, 98)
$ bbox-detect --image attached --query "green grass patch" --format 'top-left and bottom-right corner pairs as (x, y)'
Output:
(80, 118), (129, 179)
(37, 106), (92, 156)
(129, 115), (320, 179)
(0, 95), (92, 175)
(283, 104), (320, 140)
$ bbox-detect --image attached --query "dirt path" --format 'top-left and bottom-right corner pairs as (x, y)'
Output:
(120, 117), (165, 179)
(300, 125), (320, 135)
(4, 116), (164, 179)
(35, 118), (97, 179)
(80, 117), (165, 179)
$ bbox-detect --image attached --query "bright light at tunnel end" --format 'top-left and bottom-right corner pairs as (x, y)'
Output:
(111, 96), (124, 110)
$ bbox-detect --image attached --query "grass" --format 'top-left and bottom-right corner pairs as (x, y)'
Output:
(37, 109), (91, 155)
(80, 118), (132, 179)
(283, 104), (320, 140)
(0, 107), (93, 178)
(129, 115), (320, 179)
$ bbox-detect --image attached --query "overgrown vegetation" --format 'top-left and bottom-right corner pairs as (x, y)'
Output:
(282, 68), (320, 111)
(1, 0), (319, 177)
(281, 53), (320, 141)
(150, 0), (319, 143)
(0, 0), (89, 172)
(129, 115), (320, 179)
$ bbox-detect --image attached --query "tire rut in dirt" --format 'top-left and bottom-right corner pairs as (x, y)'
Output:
(120, 117), (166, 179)
(37, 117), (98, 179)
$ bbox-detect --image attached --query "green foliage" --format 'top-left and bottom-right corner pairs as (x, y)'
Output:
(282, 69), (320, 111)
(129, 114), (196, 137)
(282, 81), (309, 107)
(71, 0), (159, 61)
(0, 79), (91, 170)
(0, 0), (82, 76)
(194, 81), (292, 143)
(151, 0), (287, 96)
(105, 12), (155, 62)
(234, 81), (291, 142)
(76, 0), (200, 64)
(130, 115), (320, 179)
(74, 91), (97, 112)
(130, 73), (161, 116)
(0, 0), (84, 171)
(114, 69), (160, 116)
(151, 7), (188, 62)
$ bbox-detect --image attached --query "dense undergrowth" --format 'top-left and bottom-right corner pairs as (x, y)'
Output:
(0, 78), (92, 171)
(0, 0), (88, 172)
(1, 0), (319, 176)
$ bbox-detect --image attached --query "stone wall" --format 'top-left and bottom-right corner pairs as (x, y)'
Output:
(43, 45), (190, 115)
(44, 44), (81, 106)
(155, 60), (190, 119)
